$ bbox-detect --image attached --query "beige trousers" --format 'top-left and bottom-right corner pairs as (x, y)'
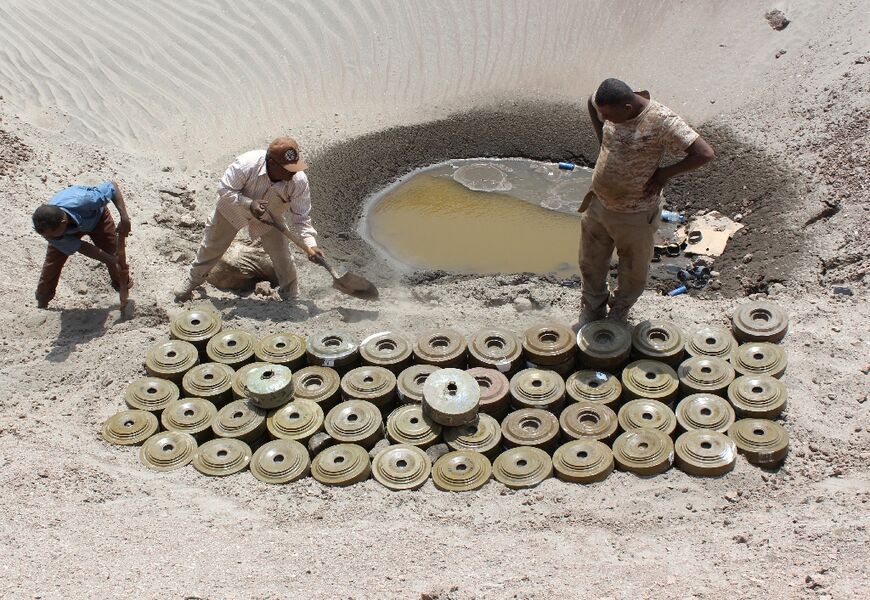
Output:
(578, 194), (661, 312)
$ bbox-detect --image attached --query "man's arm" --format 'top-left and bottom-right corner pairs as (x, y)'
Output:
(644, 136), (715, 196)
(587, 96), (604, 145)
(218, 157), (260, 217)
(288, 175), (325, 260)
(110, 181), (132, 236)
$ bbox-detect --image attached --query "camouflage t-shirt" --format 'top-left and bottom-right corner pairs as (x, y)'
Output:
(591, 99), (699, 213)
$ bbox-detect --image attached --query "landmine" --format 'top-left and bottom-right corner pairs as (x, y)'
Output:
(432, 450), (492, 492)
(293, 366), (342, 411)
(250, 439), (310, 484)
(206, 329), (255, 368)
(306, 330), (360, 374)
(124, 376), (179, 414)
(422, 368), (480, 427)
(182, 362), (235, 406)
(727, 375), (788, 419)
(731, 300), (789, 343)
(631, 320), (686, 366)
(509, 368), (566, 413)
(359, 331), (413, 374)
(501, 408), (560, 453)
(192, 438), (252, 476)
(618, 399), (677, 436)
(324, 400), (385, 449)
(396, 364), (441, 404)
(371, 444), (432, 491)
(576, 321), (632, 371)
(254, 332), (307, 370)
(212, 399), (267, 444)
(169, 308), (222, 350)
(386, 404), (442, 448)
(674, 430), (737, 476)
(466, 368), (510, 420)
(231, 361), (271, 400)
(559, 401), (618, 443)
(340, 366), (397, 409)
(731, 342), (788, 379)
(564, 370), (622, 409)
(468, 328), (524, 375)
(675, 394), (736, 433)
(161, 397), (217, 442)
(492, 447), (553, 489)
(443, 413), (502, 459)
(552, 439), (614, 483)
(621, 360), (679, 404)
(140, 431), (198, 472)
(684, 325), (737, 360)
(267, 399), (324, 444)
(413, 328), (467, 369)
(311, 443), (371, 486)
(145, 340), (199, 383)
(244, 364), (294, 409)
(677, 356), (735, 396)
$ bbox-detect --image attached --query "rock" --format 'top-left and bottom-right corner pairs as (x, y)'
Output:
(767, 282), (786, 297)
(368, 439), (391, 460)
(724, 491), (739, 502)
(169, 251), (183, 263)
(513, 297), (534, 312)
(425, 443), (451, 463)
(733, 213), (743, 222)
(742, 253), (753, 264)
(833, 286), (853, 296)
(775, 49), (787, 59)
(734, 534), (748, 543)
(254, 282), (273, 297)
(307, 433), (335, 456)
(76, 283), (89, 295)
(765, 9), (790, 30)
(710, 280), (722, 291)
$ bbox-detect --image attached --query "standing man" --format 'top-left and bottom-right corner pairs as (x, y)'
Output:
(174, 136), (324, 301)
(32, 181), (131, 308)
(578, 78), (715, 325)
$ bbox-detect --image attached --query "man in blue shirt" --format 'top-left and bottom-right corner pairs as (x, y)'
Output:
(31, 181), (132, 308)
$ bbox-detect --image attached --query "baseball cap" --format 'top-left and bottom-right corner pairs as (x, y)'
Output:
(267, 136), (308, 172)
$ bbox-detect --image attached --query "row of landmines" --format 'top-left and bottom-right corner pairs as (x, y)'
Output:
(101, 300), (790, 490)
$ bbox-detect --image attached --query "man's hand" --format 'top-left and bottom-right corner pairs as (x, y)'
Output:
(116, 218), (132, 237)
(644, 168), (671, 197)
(307, 246), (325, 263)
(250, 198), (268, 219)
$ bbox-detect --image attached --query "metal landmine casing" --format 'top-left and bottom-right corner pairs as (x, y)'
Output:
(421, 368), (480, 427)
(182, 362), (235, 406)
(372, 444), (432, 491)
(509, 368), (566, 413)
(250, 439), (310, 484)
(731, 342), (788, 379)
(522, 323), (576, 366)
(565, 370), (622, 409)
(685, 325), (737, 360)
(206, 329), (256, 369)
(293, 366), (342, 412)
(102, 409), (159, 446)
(621, 360), (679, 404)
(443, 413), (502, 460)
(311, 443), (372, 486)
(231, 361), (271, 400)
(305, 330), (360, 375)
(212, 399), (267, 444)
(731, 300), (789, 343)
(192, 438), (252, 476)
(501, 408), (561, 453)
(674, 430), (737, 477)
(728, 418), (789, 466)
(552, 439), (614, 484)
(618, 399), (677, 437)
(254, 332), (307, 371)
(631, 320), (686, 366)
(397, 364), (441, 404)
(340, 366), (397, 409)
(267, 399), (325, 444)
(493, 447), (553, 489)
(359, 331), (413, 374)
(524, 355), (576, 379)
(124, 376), (180, 414)
(144, 339), (199, 383)
(432, 450), (492, 492)
(324, 400), (385, 450)
(559, 401), (619, 443)
(413, 328), (468, 369)
(386, 404), (442, 449)
(139, 431), (198, 472)
(169, 307), (222, 351)
(727, 374), (788, 419)
(244, 364), (294, 409)
(675, 394), (736, 433)
(161, 397), (218, 442)
(465, 368), (510, 421)
(467, 328), (524, 375)
(576, 321), (632, 371)
(677, 356), (736, 396)
(612, 429), (675, 476)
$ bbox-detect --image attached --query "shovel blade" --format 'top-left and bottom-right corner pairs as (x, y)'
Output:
(332, 272), (379, 300)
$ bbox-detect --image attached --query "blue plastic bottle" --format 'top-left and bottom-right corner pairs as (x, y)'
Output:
(558, 162), (576, 171)
(661, 210), (686, 224)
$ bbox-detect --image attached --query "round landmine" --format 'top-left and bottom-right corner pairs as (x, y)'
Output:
(443, 413), (502, 459)
(727, 375), (788, 419)
(509, 368), (566, 413)
(618, 399), (677, 436)
(560, 401), (619, 442)
(493, 447), (553, 489)
(139, 431), (198, 472)
(306, 330), (359, 372)
(293, 366), (342, 411)
(731, 300), (789, 343)
(250, 438), (310, 484)
(675, 430), (737, 476)
(685, 325), (737, 360)
(244, 363), (294, 409)
(169, 308), (222, 350)
(192, 438), (252, 476)
(728, 418), (789, 466)
(466, 368), (510, 420)
(731, 343), (788, 379)
(501, 408), (561, 453)
(206, 329), (255, 369)
(612, 429), (674, 476)
(621, 360), (679, 404)
(385, 404), (442, 448)
(124, 376), (180, 414)
(311, 443), (371, 486)
(161, 397), (218, 442)
(341, 366), (397, 409)
(182, 362), (235, 406)
(267, 398), (324, 443)
(468, 328), (524, 374)
(413, 328), (468, 369)
(254, 332), (307, 370)
(675, 394), (735, 433)
(359, 331), (413, 374)
(576, 321), (632, 371)
(396, 364), (441, 404)
(324, 400), (385, 449)
(522, 323), (576, 366)
(677, 356), (736, 396)
(565, 370), (622, 409)
(552, 439), (614, 484)
(525, 356), (577, 379)
(422, 368), (480, 427)
(432, 450), (492, 492)
(372, 444), (432, 491)
(144, 339), (199, 383)
(102, 409), (159, 446)
(632, 320), (685, 366)
(231, 361), (271, 400)
(212, 399), (267, 444)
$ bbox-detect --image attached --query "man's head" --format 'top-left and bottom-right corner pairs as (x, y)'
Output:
(593, 78), (642, 123)
(32, 205), (68, 239)
(266, 136), (308, 181)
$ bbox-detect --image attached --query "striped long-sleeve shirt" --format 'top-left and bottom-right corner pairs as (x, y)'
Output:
(215, 149), (318, 247)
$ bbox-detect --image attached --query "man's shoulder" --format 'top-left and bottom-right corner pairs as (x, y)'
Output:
(48, 185), (94, 207)
(235, 149), (267, 166)
(648, 100), (686, 123)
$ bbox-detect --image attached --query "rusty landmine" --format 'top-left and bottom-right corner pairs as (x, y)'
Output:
(359, 331), (413, 374)
(443, 413), (502, 459)
(386, 403), (442, 448)
(468, 328), (524, 374)
(677, 356), (736, 396)
(250, 438), (310, 484)
(306, 330), (360, 372)
(422, 368), (480, 427)
(169, 307), (222, 350)
(192, 438), (252, 476)
(182, 362), (235, 406)
(161, 397), (218, 442)
(413, 328), (468, 369)
(612, 429), (674, 476)
(565, 369), (622, 409)
(139, 431), (198, 472)
(144, 339), (199, 383)
(340, 366), (397, 408)
(254, 332), (307, 370)
(372, 444), (432, 491)
(267, 398), (325, 443)
(728, 418), (789, 466)
(396, 364), (441, 404)
(552, 439), (614, 484)
(685, 325), (737, 360)
(432, 450), (492, 492)
(522, 323), (576, 366)
(509, 368), (566, 413)
(731, 342), (788, 379)
(102, 409), (159, 446)
(675, 394), (735, 433)
(466, 367), (511, 420)
(124, 376), (180, 414)
(293, 366), (342, 411)
(311, 443), (371, 486)
(324, 400), (385, 449)
(244, 363), (294, 409)
(206, 328), (256, 369)
(631, 320), (686, 366)
(731, 300), (789, 343)
(674, 430), (737, 477)
(492, 446), (553, 489)
(621, 360), (679, 404)
(559, 401), (619, 442)
(618, 398), (677, 436)
(212, 399), (268, 444)
(727, 374), (788, 419)
(576, 320), (632, 371)
(501, 408), (560, 453)
(231, 361), (271, 400)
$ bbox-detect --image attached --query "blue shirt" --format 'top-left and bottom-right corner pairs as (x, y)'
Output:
(48, 182), (115, 255)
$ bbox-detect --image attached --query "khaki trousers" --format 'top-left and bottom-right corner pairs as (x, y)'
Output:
(578, 195), (660, 312)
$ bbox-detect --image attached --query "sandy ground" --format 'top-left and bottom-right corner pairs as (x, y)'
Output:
(0, 1), (868, 599)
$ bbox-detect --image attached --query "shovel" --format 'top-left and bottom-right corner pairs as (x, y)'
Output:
(262, 207), (379, 300)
